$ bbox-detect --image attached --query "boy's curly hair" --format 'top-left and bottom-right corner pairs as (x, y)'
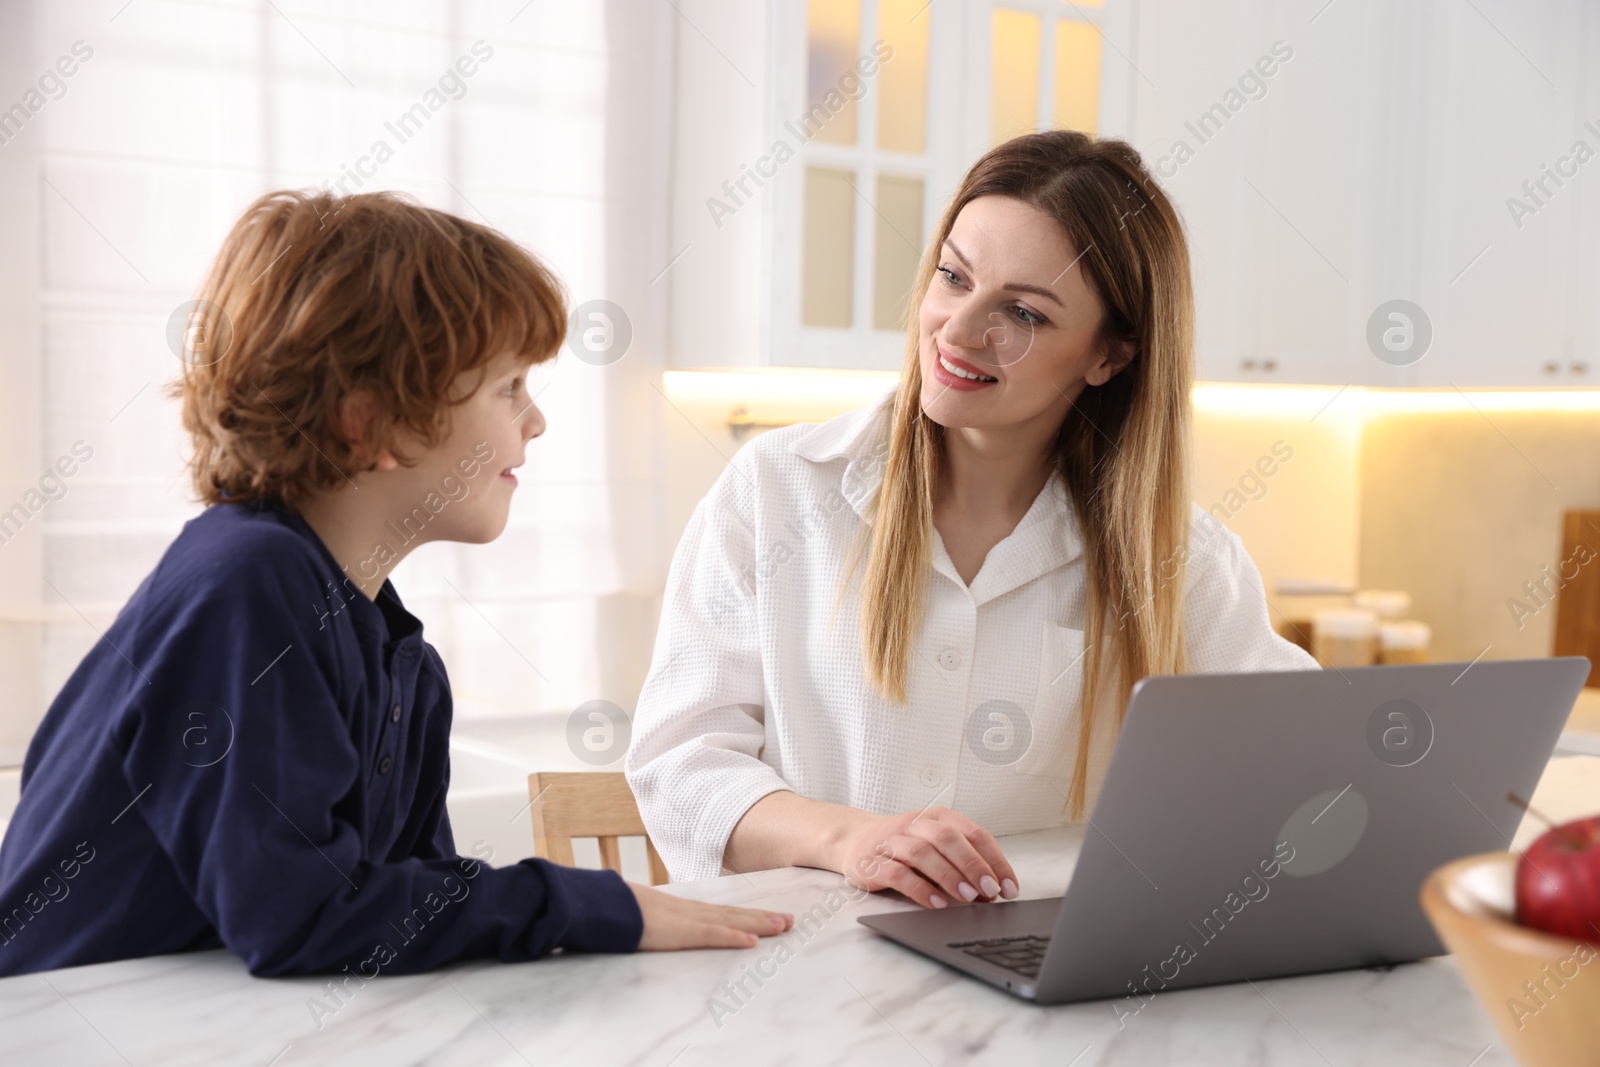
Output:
(170, 189), (566, 511)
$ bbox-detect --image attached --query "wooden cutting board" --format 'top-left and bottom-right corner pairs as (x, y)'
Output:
(1552, 509), (1600, 687)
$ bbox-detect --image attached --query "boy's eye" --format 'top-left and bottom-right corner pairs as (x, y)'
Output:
(501, 377), (523, 396)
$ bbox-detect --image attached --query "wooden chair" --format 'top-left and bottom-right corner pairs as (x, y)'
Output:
(1553, 509), (1600, 688)
(527, 772), (669, 885)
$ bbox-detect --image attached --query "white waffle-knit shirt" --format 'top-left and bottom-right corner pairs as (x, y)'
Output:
(627, 400), (1318, 881)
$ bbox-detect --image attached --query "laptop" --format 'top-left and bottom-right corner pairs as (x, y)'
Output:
(857, 657), (1591, 1007)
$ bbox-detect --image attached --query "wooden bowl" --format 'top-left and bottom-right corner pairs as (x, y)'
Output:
(1420, 852), (1600, 1066)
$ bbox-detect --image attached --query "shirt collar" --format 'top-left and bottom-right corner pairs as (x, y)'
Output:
(961, 473), (1084, 606)
(790, 399), (1085, 603)
(270, 503), (424, 652)
(788, 395), (895, 521)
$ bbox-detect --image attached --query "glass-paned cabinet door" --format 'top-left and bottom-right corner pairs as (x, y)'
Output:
(772, 0), (947, 367)
(988, 1), (1104, 146)
(771, 0), (1128, 370)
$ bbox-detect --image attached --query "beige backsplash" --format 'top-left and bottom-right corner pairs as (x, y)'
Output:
(1358, 406), (1600, 666)
(1189, 388), (1362, 634)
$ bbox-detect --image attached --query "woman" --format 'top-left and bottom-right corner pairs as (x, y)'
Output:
(627, 131), (1316, 909)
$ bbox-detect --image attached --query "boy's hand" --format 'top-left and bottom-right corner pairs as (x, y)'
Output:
(834, 807), (1019, 910)
(630, 884), (794, 950)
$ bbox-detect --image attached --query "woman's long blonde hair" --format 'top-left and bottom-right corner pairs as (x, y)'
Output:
(855, 130), (1194, 818)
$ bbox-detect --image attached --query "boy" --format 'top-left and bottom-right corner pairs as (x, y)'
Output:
(0, 190), (790, 977)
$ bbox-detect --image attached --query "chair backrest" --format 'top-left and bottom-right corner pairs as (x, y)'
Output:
(527, 772), (669, 885)
(1554, 508), (1600, 687)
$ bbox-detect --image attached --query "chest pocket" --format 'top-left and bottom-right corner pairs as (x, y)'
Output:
(1014, 623), (1088, 786)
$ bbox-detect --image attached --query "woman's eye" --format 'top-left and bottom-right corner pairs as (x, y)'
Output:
(938, 266), (961, 286)
(1012, 306), (1044, 327)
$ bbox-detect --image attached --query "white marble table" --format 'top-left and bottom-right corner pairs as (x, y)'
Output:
(0, 824), (1524, 1067)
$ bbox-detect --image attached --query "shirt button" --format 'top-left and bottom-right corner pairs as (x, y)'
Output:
(919, 766), (941, 788)
(938, 649), (961, 670)
(391, 704), (402, 723)
(378, 756), (392, 775)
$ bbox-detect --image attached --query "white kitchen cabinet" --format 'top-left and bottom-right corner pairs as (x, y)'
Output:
(1129, 0), (1396, 386)
(1247, 1), (1389, 388)
(1128, 1), (1270, 384)
(668, 0), (1597, 386)
(667, 0), (1135, 372)
(1567, 3), (1600, 389)
(1126, 0), (1594, 388)
(1407, 0), (1587, 388)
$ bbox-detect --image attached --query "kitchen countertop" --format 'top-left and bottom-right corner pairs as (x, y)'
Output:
(0, 821), (1562, 1067)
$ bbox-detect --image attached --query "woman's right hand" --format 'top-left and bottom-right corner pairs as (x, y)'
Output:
(832, 806), (1020, 909)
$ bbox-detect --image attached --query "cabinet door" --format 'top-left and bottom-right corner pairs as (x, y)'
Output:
(765, 0), (1132, 370)
(1138, 0), (1588, 389)
(1409, 0), (1584, 388)
(1571, 5), (1600, 388)
(1251, 2), (1386, 387)
(767, 0), (956, 370)
(1136, 0), (1390, 387)
(1132, 0), (1269, 384)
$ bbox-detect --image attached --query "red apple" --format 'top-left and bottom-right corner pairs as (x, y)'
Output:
(1514, 814), (1600, 943)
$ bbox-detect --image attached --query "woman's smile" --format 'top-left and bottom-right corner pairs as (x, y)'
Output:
(933, 347), (1000, 390)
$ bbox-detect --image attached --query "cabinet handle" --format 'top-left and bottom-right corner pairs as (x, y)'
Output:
(1263, 359), (1278, 372)
(1543, 361), (1560, 374)
(1571, 362), (1589, 374)
(1241, 359), (1257, 371)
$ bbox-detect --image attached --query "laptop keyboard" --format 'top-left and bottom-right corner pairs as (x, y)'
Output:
(947, 934), (1051, 979)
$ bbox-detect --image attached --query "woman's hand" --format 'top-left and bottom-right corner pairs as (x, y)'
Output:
(721, 791), (1020, 909)
(630, 884), (794, 950)
(833, 807), (1020, 909)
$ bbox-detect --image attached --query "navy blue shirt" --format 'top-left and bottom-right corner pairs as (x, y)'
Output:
(0, 500), (642, 977)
